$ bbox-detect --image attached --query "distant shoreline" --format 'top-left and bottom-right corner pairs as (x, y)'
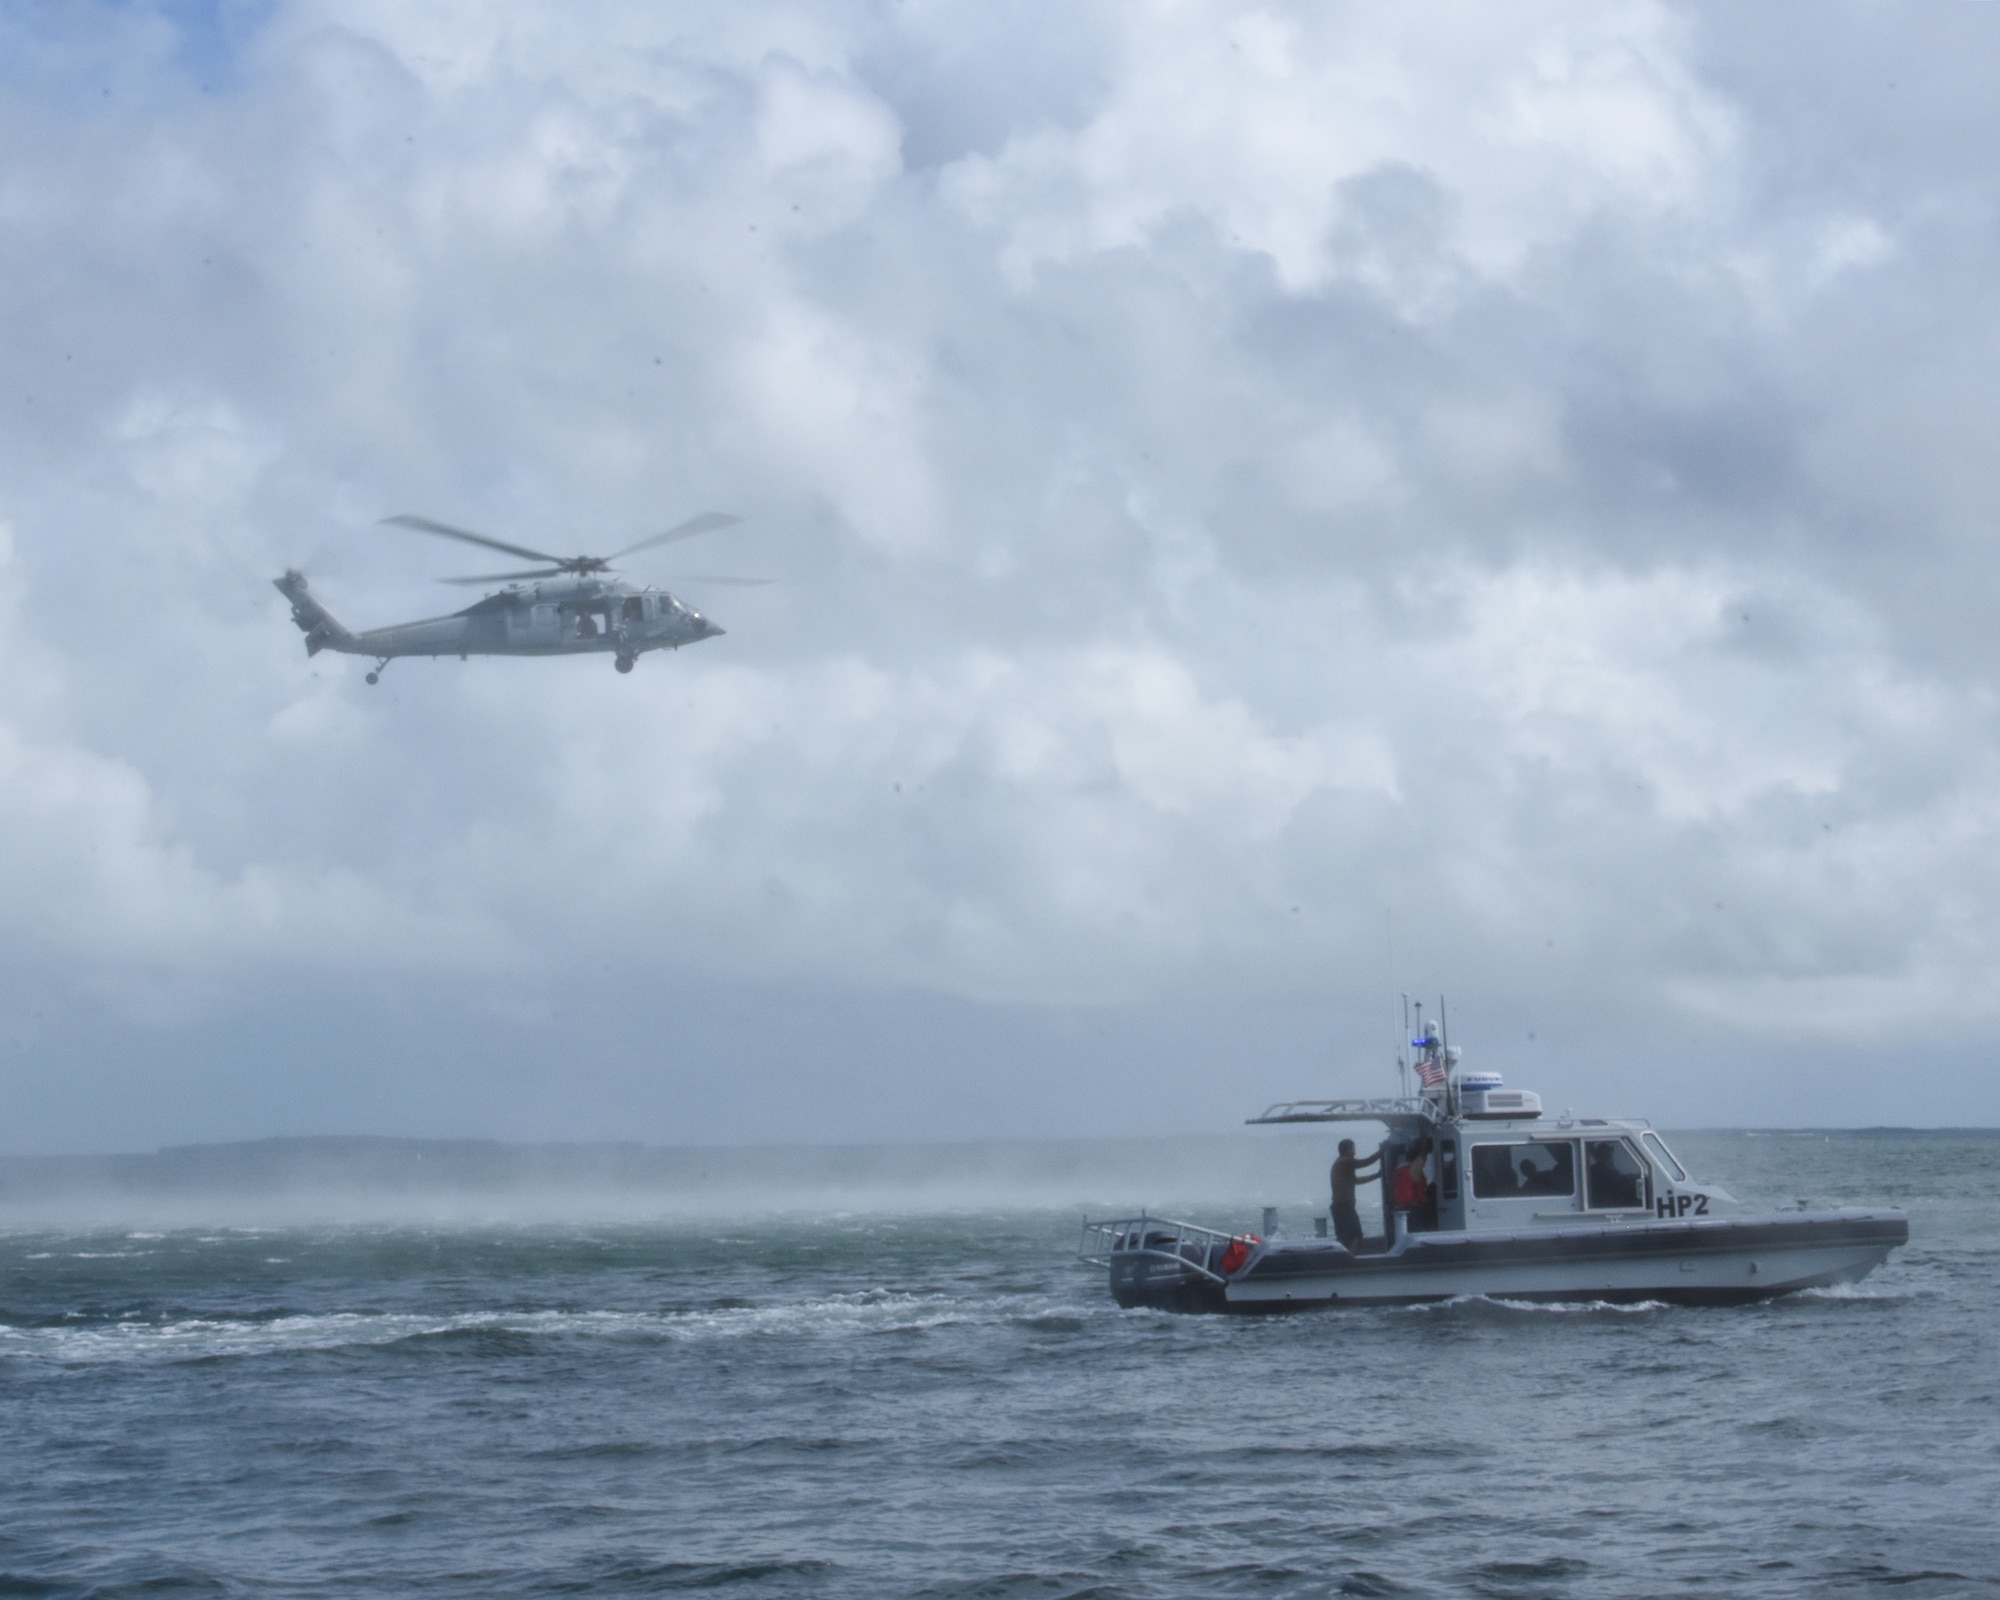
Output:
(0, 1125), (1993, 1212)
(1676, 1126), (2000, 1139)
(7, 1123), (1999, 1167)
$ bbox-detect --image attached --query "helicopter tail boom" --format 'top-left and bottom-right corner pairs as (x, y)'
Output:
(274, 570), (358, 657)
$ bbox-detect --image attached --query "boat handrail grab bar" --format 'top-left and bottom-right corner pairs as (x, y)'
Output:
(1247, 1096), (1440, 1126)
(1079, 1213), (1237, 1283)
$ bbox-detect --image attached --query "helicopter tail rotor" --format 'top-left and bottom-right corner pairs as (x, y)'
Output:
(274, 570), (358, 657)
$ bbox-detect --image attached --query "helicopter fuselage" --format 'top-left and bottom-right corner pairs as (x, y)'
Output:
(275, 570), (722, 677)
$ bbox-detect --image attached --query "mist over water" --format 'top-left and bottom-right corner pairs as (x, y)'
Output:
(1, 1133), (1994, 1599)
(0, 1130), (1348, 1229)
(2, 1126), (1975, 1228)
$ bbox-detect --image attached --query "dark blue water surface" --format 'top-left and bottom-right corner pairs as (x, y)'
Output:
(1, 1134), (1995, 1599)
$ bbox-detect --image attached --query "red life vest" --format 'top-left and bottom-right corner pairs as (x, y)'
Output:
(1217, 1234), (1260, 1275)
(1392, 1165), (1426, 1208)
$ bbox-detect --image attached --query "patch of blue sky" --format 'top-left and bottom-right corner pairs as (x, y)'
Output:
(143, 0), (277, 93)
(0, 0), (276, 100)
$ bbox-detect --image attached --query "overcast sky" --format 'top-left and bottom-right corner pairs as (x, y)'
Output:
(2, 0), (1997, 1153)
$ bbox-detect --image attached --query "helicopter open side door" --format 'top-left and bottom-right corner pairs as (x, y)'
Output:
(507, 602), (562, 646)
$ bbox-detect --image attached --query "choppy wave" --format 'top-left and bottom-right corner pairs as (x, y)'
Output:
(1795, 1280), (1903, 1301)
(0, 1288), (1127, 1367)
(0, 1140), (1995, 1600)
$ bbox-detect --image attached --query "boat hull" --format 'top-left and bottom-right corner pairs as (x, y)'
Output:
(1109, 1210), (1907, 1313)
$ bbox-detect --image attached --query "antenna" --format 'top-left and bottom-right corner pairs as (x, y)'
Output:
(1440, 994), (1452, 1115)
(1399, 992), (1410, 1098)
(1386, 909), (1397, 1094)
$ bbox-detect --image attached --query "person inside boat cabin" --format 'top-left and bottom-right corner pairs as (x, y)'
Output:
(1330, 1139), (1381, 1248)
(1392, 1138), (1434, 1231)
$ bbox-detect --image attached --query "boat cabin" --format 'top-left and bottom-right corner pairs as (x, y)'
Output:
(1250, 1089), (1724, 1249)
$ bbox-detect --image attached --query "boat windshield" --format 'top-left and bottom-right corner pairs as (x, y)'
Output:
(1641, 1130), (1688, 1182)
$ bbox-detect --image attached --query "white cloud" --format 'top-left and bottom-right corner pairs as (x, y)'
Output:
(942, 1), (1731, 296)
(3, 0), (2000, 1140)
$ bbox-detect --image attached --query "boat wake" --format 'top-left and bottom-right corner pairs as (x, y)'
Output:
(1403, 1293), (1672, 1318)
(0, 1291), (1116, 1366)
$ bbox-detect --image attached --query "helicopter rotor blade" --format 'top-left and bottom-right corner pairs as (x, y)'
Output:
(606, 512), (741, 562)
(671, 574), (775, 588)
(383, 514), (567, 566)
(438, 567), (569, 586)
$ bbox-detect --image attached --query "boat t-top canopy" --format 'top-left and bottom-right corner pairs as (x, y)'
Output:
(1247, 1096), (1440, 1131)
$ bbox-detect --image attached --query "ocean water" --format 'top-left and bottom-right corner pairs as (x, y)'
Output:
(1, 1133), (1994, 1599)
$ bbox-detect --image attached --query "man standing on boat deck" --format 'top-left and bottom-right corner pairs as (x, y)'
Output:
(1331, 1140), (1382, 1250)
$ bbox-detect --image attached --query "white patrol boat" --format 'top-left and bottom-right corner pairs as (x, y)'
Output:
(1081, 1020), (1908, 1312)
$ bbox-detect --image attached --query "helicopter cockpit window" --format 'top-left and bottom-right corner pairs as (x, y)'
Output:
(623, 597), (644, 622)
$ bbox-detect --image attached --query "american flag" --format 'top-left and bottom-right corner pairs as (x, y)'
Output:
(1414, 1054), (1447, 1089)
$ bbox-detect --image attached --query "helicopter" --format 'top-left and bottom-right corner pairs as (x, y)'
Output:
(275, 511), (750, 681)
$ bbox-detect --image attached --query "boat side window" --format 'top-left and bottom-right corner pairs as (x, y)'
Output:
(1641, 1131), (1688, 1183)
(1471, 1141), (1575, 1199)
(1470, 1145), (1513, 1198)
(1585, 1139), (1647, 1208)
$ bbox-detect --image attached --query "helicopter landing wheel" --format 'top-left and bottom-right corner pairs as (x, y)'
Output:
(614, 654), (636, 674)
(366, 671), (380, 685)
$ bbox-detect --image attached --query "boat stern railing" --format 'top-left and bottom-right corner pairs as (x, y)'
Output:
(1079, 1213), (1237, 1282)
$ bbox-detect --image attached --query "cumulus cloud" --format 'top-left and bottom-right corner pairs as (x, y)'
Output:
(2, 0), (1998, 1146)
(944, 1), (1731, 293)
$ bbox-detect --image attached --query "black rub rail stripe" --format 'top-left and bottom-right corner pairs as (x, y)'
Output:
(1239, 1213), (1909, 1281)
